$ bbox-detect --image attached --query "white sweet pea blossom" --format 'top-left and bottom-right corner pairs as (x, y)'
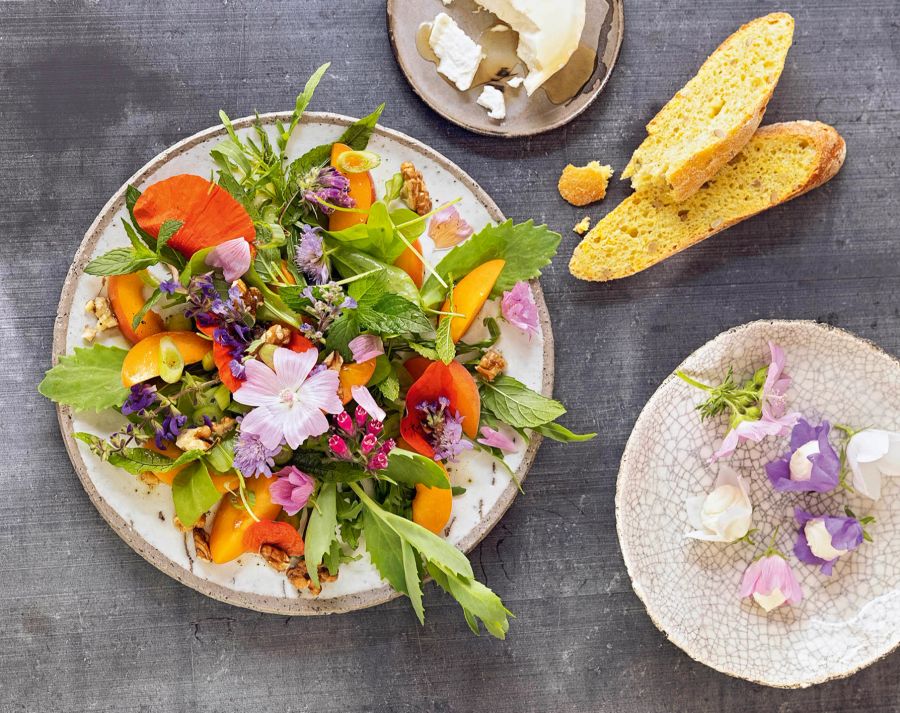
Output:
(686, 465), (753, 542)
(846, 429), (900, 500)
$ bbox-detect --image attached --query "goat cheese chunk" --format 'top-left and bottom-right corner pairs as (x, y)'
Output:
(476, 85), (506, 120)
(428, 13), (484, 91)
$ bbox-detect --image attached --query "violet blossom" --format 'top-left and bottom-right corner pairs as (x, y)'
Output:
(740, 553), (803, 613)
(121, 383), (157, 416)
(417, 396), (473, 462)
(477, 426), (518, 453)
(233, 430), (282, 478)
(159, 279), (180, 295)
(765, 419), (840, 493)
(793, 508), (864, 575)
(295, 224), (329, 284)
(348, 334), (384, 364)
(268, 466), (315, 516)
(154, 412), (186, 449)
(846, 429), (900, 500)
(205, 237), (251, 282)
(501, 281), (539, 339)
(299, 165), (354, 214)
(427, 205), (473, 249)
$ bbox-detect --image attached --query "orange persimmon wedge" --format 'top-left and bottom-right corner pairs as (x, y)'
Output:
(412, 466), (453, 534)
(440, 259), (505, 343)
(132, 174), (255, 258)
(394, 238), (424, 288)
(208, 474), (282, 564)
(108, 272), (164, 344)
(338, 359), (377, 404)
(328, 143), (375, 232)
(121, 331), (211, 387)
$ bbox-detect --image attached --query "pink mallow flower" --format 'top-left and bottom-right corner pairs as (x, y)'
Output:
(740, 553), (803, 613)
(268, 466), (315, 516)
(501, 281), (539, 339)
(205, 237), (251, 282)
(348, 334), (384, 364)
(710, 342), (800, 462)
(428, 205), (473, 249)
(351, 385), (386, 423)
(477, 426), (518, 453)
(234, 347), (342, 450)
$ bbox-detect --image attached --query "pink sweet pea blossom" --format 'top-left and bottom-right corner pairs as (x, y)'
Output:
(205, 237), (251, 282)
(501, 281), (539, 339)
(428, 205), (473, 249)
(348, 334), (384, 363)
(477, 426), (518, 453)
(268, 466), (315, 516)
(234, 347), (342, 449)
(740, 553), (803, 613)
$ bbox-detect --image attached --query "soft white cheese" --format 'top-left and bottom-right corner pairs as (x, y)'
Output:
(428, 13), (484, 91)
(474, 0), (586, 95)
(506, 76), (524, 88)
(476, 85), (506, 120)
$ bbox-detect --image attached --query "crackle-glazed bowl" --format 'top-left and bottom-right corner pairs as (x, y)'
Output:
(52, 112), (554, 615)
(616, 320), (900, 687)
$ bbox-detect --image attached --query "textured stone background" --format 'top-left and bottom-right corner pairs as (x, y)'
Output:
(1, 1), (898, 711)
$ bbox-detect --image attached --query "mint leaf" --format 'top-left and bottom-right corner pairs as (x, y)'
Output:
(338, 103), (385, 150)
(305, 482), (338, 587)
(480, 375), (566, 428)
(131, 288), (163, 331)
(39, 345), (129, 412)
(535, 422), (597, 443)
(383, 449), (451, 489)
(420, 220), (561, 307)
(85, 247), (158, 276)
(358, 294), (433, 336)
(172, 461), (221, 528)
(408, 343), (439, 361)
(435, 286), (455, 365)
(347, 270), (389, 306)
(377, 369), (400, 402)
(156, 219), (183, 251)
(362, 506), (408, 594)
(325, 310), (360, 361)
(125, 185), (157, 250)
(401, 540), (425, 624)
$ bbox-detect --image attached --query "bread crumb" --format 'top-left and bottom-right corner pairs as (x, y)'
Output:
(558, 162), (614, 207)
(573, 216), (591, 235)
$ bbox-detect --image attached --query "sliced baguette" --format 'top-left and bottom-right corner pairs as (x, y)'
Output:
(622, 13), (795, 202)
(570, 121), (846, 282)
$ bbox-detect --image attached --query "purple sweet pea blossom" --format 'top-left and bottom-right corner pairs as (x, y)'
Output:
(740, 553), (803, 612)
(205, 237), (251, 282)
(501, 281), (539, 339)
(765, 419), (840, 493)
(477, 426), (518, 453)
(348, 334), (384, 364)
(793, 507), (864, 575)
(268, 466), (315, 516)
(233, 430), (282, 478)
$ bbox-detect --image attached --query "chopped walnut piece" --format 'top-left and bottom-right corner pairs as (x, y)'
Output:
(286, 562), (337, 596)
(83, 295), (118, 342)
(175, 513), (206, 533)
(262, 324), (291, 346)
(323, 350), (344, 372)
(139, 471), (161, 487)
(260, 544), (290, 572)
(400, 161), (432, 216)
(174, 417), (236, 451)
(193, 528), (212, 562)
(476, 349), (506, 382)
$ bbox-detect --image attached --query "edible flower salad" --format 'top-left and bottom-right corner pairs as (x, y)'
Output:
(39, 65), (593, 637)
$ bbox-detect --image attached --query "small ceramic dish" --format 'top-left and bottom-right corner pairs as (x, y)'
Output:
(616, 320), (900, 687)
(387, 0), (624, 137)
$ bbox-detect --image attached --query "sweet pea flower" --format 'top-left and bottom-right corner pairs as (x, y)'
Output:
(348, 334), (384, 364)
(846, 429), (900, 500)
(740, 553), (803, 613)
(765, 419), (840, 493)
(685, 465), (753, 542)
(501, 281), (539, 339)
(793, 508), (864, 575)
(428, 205), (473, 249)
(268, 466), (315, 516)
(205, 237), (251, 282)
(477, 426), (518, 453)
(710, 342), (800, 462)
(234, 347), (342, 449)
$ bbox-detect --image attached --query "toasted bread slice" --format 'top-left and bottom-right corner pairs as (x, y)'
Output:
(622, 13), (795, 202)
(570, 121), (846, 282)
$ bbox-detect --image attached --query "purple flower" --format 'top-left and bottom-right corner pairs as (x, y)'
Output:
(501, 281), (539, 339)
(268, 466), (315, 516)
(428, 205), (473, 249)
(417, 396), (473, 463)
(710, 342), (801, 462)
(794, 508), (864, 575)
(740, 553), (803, 612)
(299, 283), (356, 343)
(233, 430), (282, 478)
(205, 237), (252, 282)
(765, 419), (840, 493)
(122, 383), (157, 415)
(348, 334), (384, 364)
(477, 426), (518, 453)
(295, 224), (329, 284)
(300, 166), (354, 214)
(159, 279), (180, 295)
(155, 412), (186, 449)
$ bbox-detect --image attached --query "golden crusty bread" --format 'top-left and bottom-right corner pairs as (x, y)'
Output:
(622, 13), (795, 202)
(570, 121), (846, 282)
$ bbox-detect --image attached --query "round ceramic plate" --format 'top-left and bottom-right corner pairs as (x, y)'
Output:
(387, 0), (624, 137)
(52, 111), (554, 614)
(616, 320), (900, 687)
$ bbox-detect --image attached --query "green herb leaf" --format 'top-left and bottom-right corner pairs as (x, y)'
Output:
(172, 461), (221, 528)
(338, 103), (385, 150)
(156, 219), (183, 251)
(325, 310), (360, 361)
(480, 375), (566, 429)
(39, 345), (130, 411)
(84, 247), (158, 276)
(305, 482), (338, 588)
(378, 369), (400, 402)
(362, 505), (408, 594)
(383, 448), (451, 489)
(435, 285), (455, 365)
(420, 219), (561, 307)
(330, 246), (422, 305)
(535, 422), (597, 443)
(125, 185), (158, 250)
(131, 288), (163, 331)
(283, 62), (330, 146)
(427, 564), (512, 639)
(408, 343), (439, 361)
(358, 294), (433, 336)
(401, 540), (425, 624)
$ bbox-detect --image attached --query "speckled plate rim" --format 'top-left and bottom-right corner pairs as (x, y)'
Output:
(385, 0), (625, 138)
(615, 319), (900, 688)
(52, 111), (555, 616)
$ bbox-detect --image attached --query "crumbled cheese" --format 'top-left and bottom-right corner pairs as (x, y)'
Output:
(489, 24), (509, 32)
(506, 76), (524, 88)
(428, 13), (484, 91)
(573, 216), (591, 234)
(476, 85), (506, 120)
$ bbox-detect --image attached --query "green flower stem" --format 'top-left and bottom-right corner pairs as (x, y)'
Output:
(674, 370), (713, 391)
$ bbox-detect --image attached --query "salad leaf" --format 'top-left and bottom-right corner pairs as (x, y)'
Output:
(156, 219), (183, 251)
(325, 310), (360, 361)
(172, 461), (221, 528)
(282, 62), (330, 148)
(39, 345), (130, 412)
(427, 564), (512, 639)
(305, 482), (338, 587)
(382, 449), (451, 489)
(358, 294), (433, 336)
(401, 540), (425, 624)
(362, 506), (407, 594)
(85, 246), (157, 276)
(377, 369), (400, 401)
(131, 287), (163, 331)
(420, 220), (561, 307)
(435, 284), (455, 365)
(338, 103), (385, 150)
(330, 246), (421, 305)
(407, 342), (439, 361)
(125, 184), (158, 251)
(535, 422), (597, 443)
(480, 375), (566, 428)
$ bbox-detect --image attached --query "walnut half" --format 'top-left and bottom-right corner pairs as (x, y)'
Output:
(476, 349), (506, 382)
(400, 161), (432, 216)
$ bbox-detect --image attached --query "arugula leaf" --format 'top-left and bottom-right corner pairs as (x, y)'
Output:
(305, 482), (338, 587)
(480, 375), (566, 428)
(401, 540), (425, 624)
(85, 247), (158, 276)
(427, 564), (512, 639)
(535, 422), (597, 443)
(420, 220), (561, 307)
(383, 449), (451, 489)
(156, 219), (183, 251)
(362, 506), (408, 594)
(358, 294), (433, 336)
(172, 461), (221, 528)
(39, 345), (129, 411)
(282, 62), (330, 148)
(338, 103), (385, 150)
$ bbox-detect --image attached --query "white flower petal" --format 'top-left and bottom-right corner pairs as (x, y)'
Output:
(283, 404), (330, 449)
(233, 360), (282, 406)
(299, 368), (343, 414)
(351, 385), (386, 423)
(848, 430), (890, 464)
(273, 347), (317, 389)
(240, 405), (287, 450)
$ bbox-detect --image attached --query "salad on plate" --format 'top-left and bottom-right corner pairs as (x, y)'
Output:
(40, 64), (593, 637)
